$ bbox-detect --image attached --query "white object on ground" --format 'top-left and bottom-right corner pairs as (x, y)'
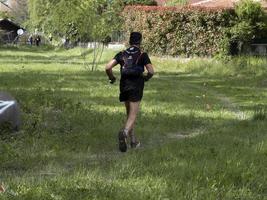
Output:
(0, 92), (21, 131)
(0, 101), (16, 115)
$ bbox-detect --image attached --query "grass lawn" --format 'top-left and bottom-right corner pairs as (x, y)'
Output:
(0, 45), (266, 199)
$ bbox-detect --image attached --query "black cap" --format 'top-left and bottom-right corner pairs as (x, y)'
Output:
(129, 32), (142, 45)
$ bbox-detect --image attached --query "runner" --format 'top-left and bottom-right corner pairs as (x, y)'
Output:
(105, 32), (155, 152)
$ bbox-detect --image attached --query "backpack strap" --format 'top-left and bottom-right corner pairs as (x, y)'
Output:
(122, 50), (127, 64)
(122, 48), (143, 66)
(135, 51), (143, 65)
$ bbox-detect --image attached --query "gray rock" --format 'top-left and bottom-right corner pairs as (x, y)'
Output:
(0, 92), (21, 131)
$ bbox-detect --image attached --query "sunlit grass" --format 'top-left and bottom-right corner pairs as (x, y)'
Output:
(0, 46), (266, 199)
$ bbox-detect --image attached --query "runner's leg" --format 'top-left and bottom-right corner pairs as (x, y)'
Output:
(125, 101), (130, 117)
(119, 101), (140, 152)
(124, 101), (140, 133)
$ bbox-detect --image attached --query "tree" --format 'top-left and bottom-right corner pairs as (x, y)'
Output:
(27, 0), (121, 70)
(27, 0), (59, 33)
(27, 0), (117, 41)
(230, 0), (267, 47)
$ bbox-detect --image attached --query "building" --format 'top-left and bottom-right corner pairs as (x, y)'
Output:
(0, 1), (11, 12)
(0, 18), (21, 43)
(0, 0), (17, 12)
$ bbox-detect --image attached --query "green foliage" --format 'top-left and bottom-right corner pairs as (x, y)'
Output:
(0, 122), (13, 136)
(123, 7), (235, 56)
(123, 0), (157, 5)
(0, 10), (10, 19)
(27, 0), (119, 43)
(235, 0), (266, 23)
(230, 21), (254, 41)
(229, 0), (267, 42)
(123, 1), (267, 56)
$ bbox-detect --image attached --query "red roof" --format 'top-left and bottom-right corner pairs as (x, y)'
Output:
(156, 0), (267, 9)
(0, 2), (11, 12)
(188, 0), (267, 9)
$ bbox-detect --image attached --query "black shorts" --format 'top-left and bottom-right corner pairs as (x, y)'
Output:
(119, 89), (143, 102)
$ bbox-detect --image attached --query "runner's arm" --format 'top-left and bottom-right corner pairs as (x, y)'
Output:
(144, 63), (154, 81)
(105, 59), (117, 83)
(145, 63), (154, 74)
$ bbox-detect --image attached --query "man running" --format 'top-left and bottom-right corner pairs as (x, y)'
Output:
(105, 32), (154, 152)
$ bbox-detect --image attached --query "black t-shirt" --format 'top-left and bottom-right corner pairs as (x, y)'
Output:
(114, 46), (152, 92)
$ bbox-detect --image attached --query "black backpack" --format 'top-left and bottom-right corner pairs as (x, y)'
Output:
(121, 48), (144, 77)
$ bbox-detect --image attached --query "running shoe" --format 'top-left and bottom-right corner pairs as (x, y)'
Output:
(130, 141), (141, 149)
(118, 129), (127, 152)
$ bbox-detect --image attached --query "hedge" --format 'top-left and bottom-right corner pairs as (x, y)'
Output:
(123, 6), (236, 56)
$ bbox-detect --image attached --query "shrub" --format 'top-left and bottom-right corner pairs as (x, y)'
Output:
(229, 0), (267, 52)
(123, 2), (267, 57)
(123, 6), (235, 56)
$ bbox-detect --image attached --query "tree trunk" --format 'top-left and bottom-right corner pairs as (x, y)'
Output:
(91, 41), (97, 71)
(96, 43), (105, 69)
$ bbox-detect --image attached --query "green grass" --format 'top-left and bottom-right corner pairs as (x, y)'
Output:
(0, 45), (266, 199)
(165, 0), (188, 6)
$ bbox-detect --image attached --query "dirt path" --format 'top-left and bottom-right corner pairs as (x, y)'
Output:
(212, 92), (247, 120)
(156, 74), (248, 143)
(181, 76), (248, 120)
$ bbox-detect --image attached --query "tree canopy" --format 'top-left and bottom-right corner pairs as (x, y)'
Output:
(27, 0), (110, 42)
(27, 0), (158, 42)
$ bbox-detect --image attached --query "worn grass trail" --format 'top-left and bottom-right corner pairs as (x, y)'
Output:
(0, 46), (266, 199)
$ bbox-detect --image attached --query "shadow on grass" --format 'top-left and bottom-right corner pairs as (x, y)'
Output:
(0, 69), (267, 199)
(0, 97), (247, 172)
(0, 45), (57, 53)
(0, 50), (100, 65)
(0, 69), (266, 170)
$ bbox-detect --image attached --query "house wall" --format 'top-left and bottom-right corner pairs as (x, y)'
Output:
(0, 3), (10, 12)
(0, 0), (18, 12)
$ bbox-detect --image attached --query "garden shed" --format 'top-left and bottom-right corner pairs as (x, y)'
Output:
(0, 18), (21, 43)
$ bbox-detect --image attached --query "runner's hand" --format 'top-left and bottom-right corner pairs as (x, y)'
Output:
(143, 72), (153, 82)
(109, 77), (116, 84)
(143, 75), (149, 82)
